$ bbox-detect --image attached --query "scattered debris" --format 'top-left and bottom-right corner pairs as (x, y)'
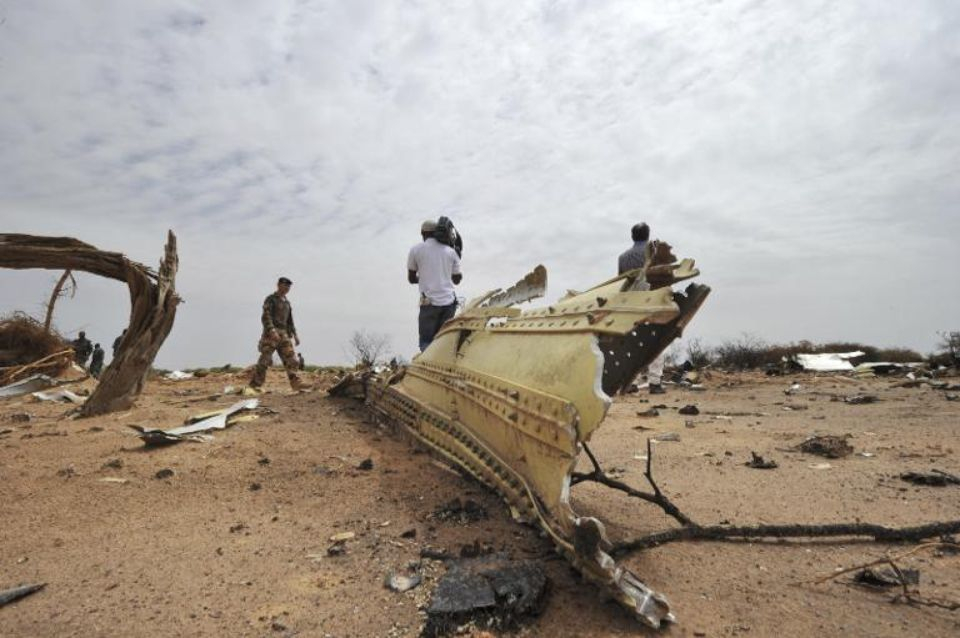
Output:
(844, 394), (879, 405)
(31, 388), (85, 404)
(793, 352), (864, 372)
(423, 556), (548, 638)
(784, 383), (802, 395)
(433, 498), (488, 524)
(128, 398), (259, 445)
(8, 412), (32, 422)
(384, 572), (421, 593)
(99, 477), (129, 484)
(154, 468), (174, 480)
(853, 567), (920, 589)
(900, 470), (960, 487)
(745, 452), (778, 469)
(0, 583), (46, 607)
(0, 374), (57, 398)
(329, 531), (356, 543)
(677, 405), (699, 416)
(101, 458), (123, 470)
(164, 370), (194, 381)
(326, 532), (355, 556)
(808, 463), (832, 470)
(798, 435), (854, 458)
(856, 452), (875, 458)
(652, 432), (681, 443)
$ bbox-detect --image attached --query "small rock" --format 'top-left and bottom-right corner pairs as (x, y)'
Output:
(102, 458), (123, 470)
(249, 482), (262, 491)
(9, 412), (31, 423)
(636, 408), (659, 418)
(257, 457), (270, 466)
(678, 405), (699, 416)
(400, 528), (417, 539)
(357, 458), (374, 471)
(384, 572), (422, 593)
(154, 468), (174, 480)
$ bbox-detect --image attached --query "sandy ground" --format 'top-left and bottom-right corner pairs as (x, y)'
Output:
(1, 368), (959, 638)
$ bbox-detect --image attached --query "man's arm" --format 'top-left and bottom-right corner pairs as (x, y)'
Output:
(450, 248), (462, 285)
(287, 304), (299, 344)
(406, 245), (419, 284)
(261, 296), (277, 334)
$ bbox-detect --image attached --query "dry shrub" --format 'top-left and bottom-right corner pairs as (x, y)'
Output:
(0, 312), (73, 384)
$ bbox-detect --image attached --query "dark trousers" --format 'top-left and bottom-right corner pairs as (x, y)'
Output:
(418, 302), (457, 352)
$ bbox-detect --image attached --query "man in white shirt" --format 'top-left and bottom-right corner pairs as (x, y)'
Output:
(407, 219), (463, 351)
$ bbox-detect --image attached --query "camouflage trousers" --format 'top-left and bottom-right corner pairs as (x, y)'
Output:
(250, 330), (301, 388)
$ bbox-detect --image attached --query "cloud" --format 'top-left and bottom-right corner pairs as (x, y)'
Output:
(1, 0), (958, 368)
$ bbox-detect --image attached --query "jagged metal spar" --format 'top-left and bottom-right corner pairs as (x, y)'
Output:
(353, 243), (709, 628)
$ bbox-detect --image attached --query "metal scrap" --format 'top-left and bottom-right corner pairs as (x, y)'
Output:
(0, 374), (56, 398)
(0, 583), (45, 607)
(793, 352), (864, 372)
(900, 470), (960, 487)
(127, 398), (259, 445)
(345, 251), (710, 628)
(32, 388), (85, 404)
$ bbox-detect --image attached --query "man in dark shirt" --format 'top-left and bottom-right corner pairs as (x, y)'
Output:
(72, 331), (93, 366)
(618, 223), (665, 395)
(89, 344), (105, 378)
(618, 223), (650, 274)
(249, 277), (305, 390)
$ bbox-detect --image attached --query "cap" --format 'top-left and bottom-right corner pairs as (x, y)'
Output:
(421, 219), (437, 233)
(278, 277), (293, 285)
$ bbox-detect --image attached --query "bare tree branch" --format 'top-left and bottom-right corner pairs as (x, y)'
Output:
(43, 270), (76, 333)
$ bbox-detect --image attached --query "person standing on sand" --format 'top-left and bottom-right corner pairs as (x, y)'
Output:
(89, 344), (105, 378)
(618, 222), (666, 395)
(249, 277), (306, 391)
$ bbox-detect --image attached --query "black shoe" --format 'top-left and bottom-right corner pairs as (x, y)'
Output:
(649, 383), (666, 395)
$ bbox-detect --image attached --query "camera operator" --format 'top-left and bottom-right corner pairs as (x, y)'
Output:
(407, 219), (463, 352)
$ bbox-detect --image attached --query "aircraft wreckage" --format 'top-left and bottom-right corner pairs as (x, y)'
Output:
(332, 242), (709, 628)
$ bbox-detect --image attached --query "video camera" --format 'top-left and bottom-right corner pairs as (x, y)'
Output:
(434, 216), (463, 257)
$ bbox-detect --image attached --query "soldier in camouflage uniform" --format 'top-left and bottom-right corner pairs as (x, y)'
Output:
(249, 277), (305, 390)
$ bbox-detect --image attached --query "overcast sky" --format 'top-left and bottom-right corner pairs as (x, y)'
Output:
(1, 0), (958, 369)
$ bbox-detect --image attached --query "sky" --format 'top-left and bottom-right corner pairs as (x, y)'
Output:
(1, 0), (958, 369)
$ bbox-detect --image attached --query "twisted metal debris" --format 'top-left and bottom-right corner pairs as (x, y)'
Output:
(336, 243), (709, 628)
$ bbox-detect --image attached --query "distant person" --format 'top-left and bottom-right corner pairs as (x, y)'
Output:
(112, 329), (127, 358)
(89, 344), (105, 378)
(72, 331), (93, 366)
(618, 222), (665, 395)
(297, 352), (305, 370)
(407, 219), (462, 351)
(249, 277), (306, 391)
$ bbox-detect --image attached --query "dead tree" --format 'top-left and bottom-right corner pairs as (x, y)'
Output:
(0, 232), (181, 416)
(43, 269), (76, 333)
